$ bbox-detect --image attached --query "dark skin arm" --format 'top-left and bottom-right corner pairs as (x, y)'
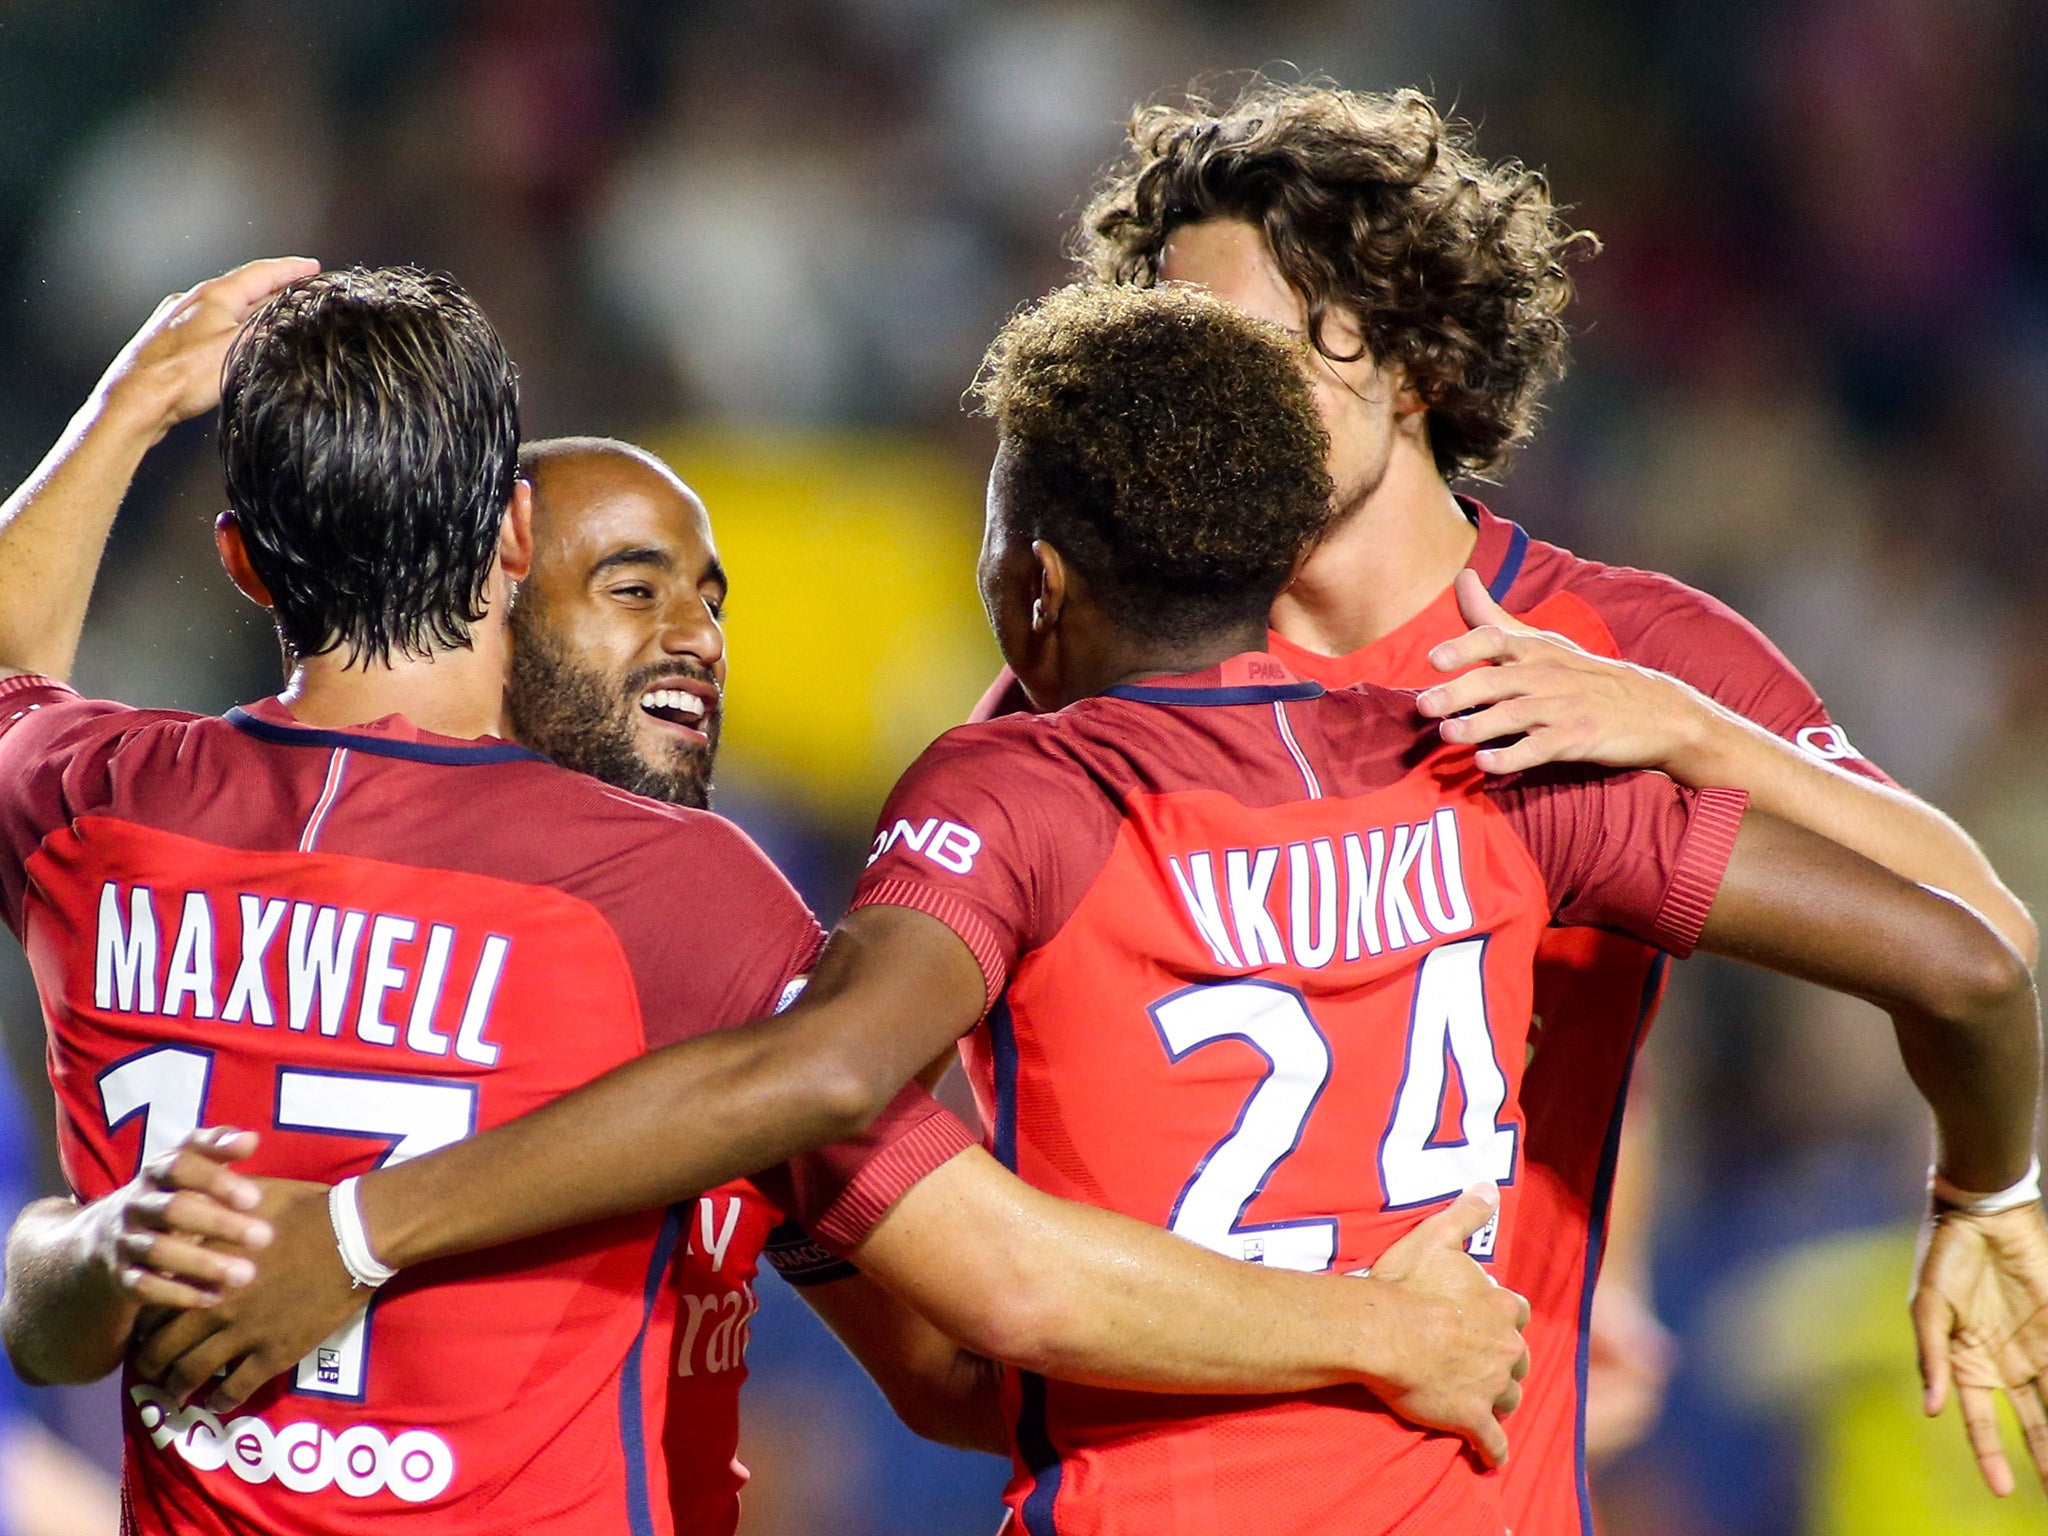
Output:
(130, 810), (2041, 1467)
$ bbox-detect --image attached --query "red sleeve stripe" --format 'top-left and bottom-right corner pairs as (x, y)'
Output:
(809, 1109), (980, 1253)
(1651, 786), (1749, 957)
(0, 672), (73, 707)
(848, 877), (1008, 1011)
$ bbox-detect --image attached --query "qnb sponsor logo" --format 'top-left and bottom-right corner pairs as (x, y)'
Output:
(866, 816), (981, 874)
(1794, 724), (1862, 762)
(130, 1386), (455, 1504)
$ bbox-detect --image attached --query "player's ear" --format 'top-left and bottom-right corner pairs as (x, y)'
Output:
(497, 480), (535, 585)
(1030, 539), (1068, 633)
(214, 512), (274, 609)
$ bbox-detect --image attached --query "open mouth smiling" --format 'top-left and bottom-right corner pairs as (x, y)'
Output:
(637, 681), (718, 742)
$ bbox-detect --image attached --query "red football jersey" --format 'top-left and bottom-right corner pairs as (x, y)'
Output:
(660, 1174), (860, 1536)
(968, 502), (1887, 1536)
(859, 653), (1744, 1536)
(0, 678), (974, 1536)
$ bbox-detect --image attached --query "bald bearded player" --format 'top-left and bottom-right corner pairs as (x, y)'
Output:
(506, 438), (999, 1524)
(494, 439), (1521, 1531)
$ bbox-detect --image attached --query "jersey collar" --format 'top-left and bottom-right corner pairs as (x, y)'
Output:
(1102, 651), (1326, 707)
(227, 696), (547, 765)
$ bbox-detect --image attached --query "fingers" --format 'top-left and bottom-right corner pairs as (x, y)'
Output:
(2010, 1379), (2048, 1492)
(1960, 1383), (2017, 1497)
(208, 1352), (288, 1415)
(1451, 569), (1521, 633)
(1493, 1376), (1524, 1419)
(1912, 1284), (1955, 1418)
(1512, 1342), (1531, 1381)
(199, 257), (321, 319)
(133, 1307), (228, 1386)
(1427, 625), (1529, 676)
(145, 1132), (264, 1214)
(1504, 1286), (1532, 1333)
(1415, 664), (1531, 720)
(1417, 1181), (1501, 1248)
(1432, 699), (1544, 749)
(123, 1268), (233, 1312)
(158, 1329), (247, 1409)
(119, 1232), (253, 1297)
(130, 1187), (273, 1249)
(1468, 1412), (1510, 1469)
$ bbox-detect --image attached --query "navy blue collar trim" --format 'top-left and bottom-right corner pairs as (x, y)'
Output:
(1103, 680), (1326, 707)
(226, 706), (547, 765)
(1488, 521), (1530, 603)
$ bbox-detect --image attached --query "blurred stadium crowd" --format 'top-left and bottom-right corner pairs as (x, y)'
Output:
(0, 2), (2045, 1533)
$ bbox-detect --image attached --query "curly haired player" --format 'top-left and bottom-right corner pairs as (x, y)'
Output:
(127, 283), (2048, 1536)
(956, 81), (2044, 1528)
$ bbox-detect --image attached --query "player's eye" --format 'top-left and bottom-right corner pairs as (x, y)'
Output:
(608, 583), (655, 605)
(703, 592), (727, 621)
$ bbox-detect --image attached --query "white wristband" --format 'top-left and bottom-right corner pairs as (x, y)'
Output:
(329, 1177), (398, 1289)
(1931, 1155), (2042, 1216)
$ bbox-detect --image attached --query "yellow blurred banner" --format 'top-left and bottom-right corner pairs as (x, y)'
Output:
(653, 426), (1000, 825)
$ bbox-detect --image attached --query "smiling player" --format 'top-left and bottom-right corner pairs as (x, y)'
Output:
(128, 283), (2048, 1536)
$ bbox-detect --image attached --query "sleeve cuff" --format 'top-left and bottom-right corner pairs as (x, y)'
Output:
(1651, 786), (1749, 957)
(0, 672), (76, 711)
(848, 878), (1009, 1012)
(808, 1108), (979, 1254)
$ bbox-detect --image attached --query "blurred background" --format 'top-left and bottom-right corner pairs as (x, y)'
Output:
(0, 0), (2045, 1532)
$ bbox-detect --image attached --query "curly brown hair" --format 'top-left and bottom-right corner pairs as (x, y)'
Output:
(973, 282), (1333, 644)
(1079, 81), (1598, 481)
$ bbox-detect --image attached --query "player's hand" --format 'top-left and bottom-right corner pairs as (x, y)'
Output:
(1914, 1199), (2048, 1498)
(1417, 570), (1716, 778)
(1358, 1182), (1531, 1468)
(1583, 1276), (1676, 1464)
(133, 1179), (359, 1412)
(90, 1127), (272, 1311)
(94, 257), (321, 443)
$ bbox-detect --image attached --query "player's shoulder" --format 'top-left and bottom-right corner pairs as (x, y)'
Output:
(500, 756), (780, 870)
(1506, 532), (1778, 662)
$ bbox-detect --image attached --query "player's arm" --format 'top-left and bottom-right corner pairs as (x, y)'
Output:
(0, 258), (316, 683)
(1667, 807), (2048, 1496)
(0, 1132), (269, 1386)
(795, 1273), (1007, 1454)
(1422, 571), (2037, 962)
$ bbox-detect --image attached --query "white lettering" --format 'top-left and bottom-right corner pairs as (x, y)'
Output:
(1169, 853), (1241, 968)
(676, 1292), (720, 1378)
(1421, 808), (1475, 936)
(1382, 824), (1433, 949)
(1342, 831), (1387, 960)
(453, 935), (508, 1067)
(355, 914), (416, 1047)
(162, 892), (218, 1019)
(405, 923), (456, 1055)
(222, 895), (288, 1026)
(1224, 847), (1286, 966)
(287, 904), (366, 1036)
(95, 883), (159, 1014)
(1287, 839), (1338, 970)
(928, 822), (982, 874)
(695, 1196), (742, 1273)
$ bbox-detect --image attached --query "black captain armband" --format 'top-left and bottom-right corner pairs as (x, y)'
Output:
(760, 1220), (859, 1287)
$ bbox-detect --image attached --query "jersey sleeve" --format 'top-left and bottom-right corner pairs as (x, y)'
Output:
(636, 817), (827, 1051)
(1488, 767), (1748, 956)
(845, 727), (1073, 1011)
(771, 1083), (978, 1255)
(1571, 567), (1893, 786)
(0, 674), (137, 937)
